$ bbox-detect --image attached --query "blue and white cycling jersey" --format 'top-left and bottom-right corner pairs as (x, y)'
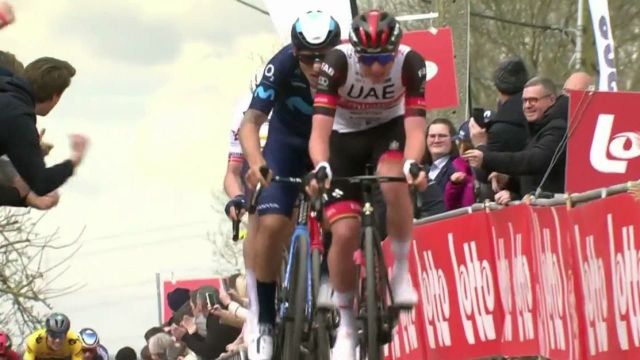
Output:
(247, 44), (314, 216)
(249, 44), (314, 147)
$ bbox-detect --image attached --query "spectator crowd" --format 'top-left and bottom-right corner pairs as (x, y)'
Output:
(142, 274), (248, 360)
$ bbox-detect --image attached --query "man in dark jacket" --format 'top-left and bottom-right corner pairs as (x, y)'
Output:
(464, 77), (567, 203)
(473, 57), (530, 201)
(0, 56), (88, 205)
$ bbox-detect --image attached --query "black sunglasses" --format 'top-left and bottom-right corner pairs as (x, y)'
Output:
(297, 53), (326, 65)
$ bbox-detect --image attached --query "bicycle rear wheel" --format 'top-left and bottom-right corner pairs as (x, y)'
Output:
(364, 225), (382, 360)
(282, 232), (309, 360)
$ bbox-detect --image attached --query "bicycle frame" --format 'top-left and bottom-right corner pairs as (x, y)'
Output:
(249, 172), (330, 358)
(327, 174), (409, 360)
(273, 176), (326, 324)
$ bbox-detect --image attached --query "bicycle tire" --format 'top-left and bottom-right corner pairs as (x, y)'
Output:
(364, 225), (381, 360)
(312, 249), (331, 360)
(282, 232), (308, 360)
(274, 248), (287, 359)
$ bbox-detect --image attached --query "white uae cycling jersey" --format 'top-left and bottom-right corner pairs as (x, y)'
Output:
(331, 44), (411, 133)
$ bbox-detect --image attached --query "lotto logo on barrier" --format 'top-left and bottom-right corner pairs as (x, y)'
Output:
(570, 193), (640, 358)
(385, 189), (640, 359)
(566, 90), (640, 193)
(402, 29), (459, 110)
(488, 205), (538, 356)
(412, 212), (502, 359)
(530, 206), (581, 360)
(415, 243), (451, 349)
(449, 237), (497, 344)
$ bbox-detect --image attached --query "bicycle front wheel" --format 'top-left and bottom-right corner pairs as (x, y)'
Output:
(282, 232), (308, 360)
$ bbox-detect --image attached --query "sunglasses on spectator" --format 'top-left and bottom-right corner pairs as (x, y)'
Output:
(522, 94), (553, 105)
(357, 53), (395, 66)
(297, 53), (325, 65)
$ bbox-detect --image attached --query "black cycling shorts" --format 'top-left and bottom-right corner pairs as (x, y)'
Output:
(324, 116), (405, 222)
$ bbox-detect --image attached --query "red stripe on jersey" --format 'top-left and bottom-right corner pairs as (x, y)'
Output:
(368, 11), (380, 47)
(314, 93), (339, 108)
(228, 154), (245, 163)
(405, 96), (426, 109)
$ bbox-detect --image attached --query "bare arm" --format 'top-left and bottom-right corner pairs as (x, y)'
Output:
(239, 109), (268, 169)
(309, 114), (334, 167)
(223, 161), (244, 198)
(404, 115), (426, 163)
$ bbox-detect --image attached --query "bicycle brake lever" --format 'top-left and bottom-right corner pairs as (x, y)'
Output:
(248, 182), (262, 214)
(232, 219), (240, 241)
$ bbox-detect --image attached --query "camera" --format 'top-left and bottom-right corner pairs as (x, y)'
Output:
(472, 107), (492, 129)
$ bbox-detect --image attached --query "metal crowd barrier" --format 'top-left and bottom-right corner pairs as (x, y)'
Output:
(414, 179), (640, 225)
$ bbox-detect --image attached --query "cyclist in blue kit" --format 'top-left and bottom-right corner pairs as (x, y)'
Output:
(238, 10), (341, 360)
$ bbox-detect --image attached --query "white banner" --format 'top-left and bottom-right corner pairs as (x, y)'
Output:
(588, 0), (618, 91)
(263, 0), (354, 44)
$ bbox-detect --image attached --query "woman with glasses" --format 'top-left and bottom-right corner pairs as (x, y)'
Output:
(420, 118), (475, 215)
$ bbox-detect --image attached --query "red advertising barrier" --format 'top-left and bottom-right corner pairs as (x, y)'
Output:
(380, 192), (640, 359)
(410, 211), (502, 359)
(566, 90), (640, 193)
(487, 205), (539, 356)
(401, 29), (459, 110)
(569, 193), (640, 358)
(530, 206), (581, 360)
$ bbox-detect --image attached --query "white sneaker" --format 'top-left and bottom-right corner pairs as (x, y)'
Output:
(331, 326), (356, 360)
(391, 271), (418, 306)
(248, 324), (273, 360)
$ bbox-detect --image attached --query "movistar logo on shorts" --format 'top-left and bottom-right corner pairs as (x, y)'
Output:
(254, 86), (275, 100)
(285, 96), (313, 115)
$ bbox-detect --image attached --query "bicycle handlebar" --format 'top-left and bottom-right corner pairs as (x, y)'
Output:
(331, 175), (406, 184)
(248, 166), (304, 214)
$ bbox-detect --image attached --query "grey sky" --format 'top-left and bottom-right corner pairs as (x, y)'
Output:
(60, 8), (183, 66)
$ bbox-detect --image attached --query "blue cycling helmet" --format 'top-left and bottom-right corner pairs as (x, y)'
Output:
(291, 10), (341, 51)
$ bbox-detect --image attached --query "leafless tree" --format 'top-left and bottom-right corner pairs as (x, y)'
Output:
(0, 208), (82, 343)
(467, 0), (640, 111)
